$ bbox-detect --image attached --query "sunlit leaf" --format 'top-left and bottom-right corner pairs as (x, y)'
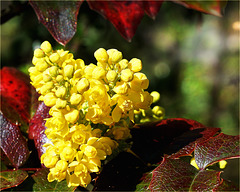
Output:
(32, 168), (76, 191)
(0, 169), (28, 190)
(29, 0), (83, 45)
(87, 1), (145, 41)
(195, 133), (240, 169)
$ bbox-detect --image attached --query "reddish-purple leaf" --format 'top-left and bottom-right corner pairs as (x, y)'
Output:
(0, 114), (29, 168)
(131, 118), (220, 163)
(143, 0), (163, 19)
(32, 168), (76, 191)
(87, 1), (145, 41)
(0, 169), (28, 190)
(29, 102), (51, 160)
(172, 0), (227, 17)
(0, 67), (32, 124)
(29, 1), (83, 45)
(195, 133), (240, 170)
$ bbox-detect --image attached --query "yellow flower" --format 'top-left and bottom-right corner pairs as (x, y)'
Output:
(80, 145), (98, 158)
(55, 160), (68, 172)
(55, 86), (67, 98)
(43, 92), (57, 107)
(111, 127), (131, 140)
(106, 70), (117, 82)
(34, 48), (45, 58)
(49, 53), (60, 63)
(41, 41), (52, 53)
(77, 78), (90, 93)
(128, 58), (142, 72)
(42, 155), (59, 168)
(94, 48), (109, 63)
(121, 68), (133, 82)
(151, 91), (160, 103)
(71, 129), (91, 145)
(60, 146), (76, 162)
(107, 49), (122, 64)
(64, 109), (79, 124)
(70, 93), (83, 105)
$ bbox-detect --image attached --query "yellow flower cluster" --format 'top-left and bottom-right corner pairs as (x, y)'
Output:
(29, 41), (155, 187)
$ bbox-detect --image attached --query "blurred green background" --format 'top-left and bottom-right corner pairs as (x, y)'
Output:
(1, 0), (239, 186)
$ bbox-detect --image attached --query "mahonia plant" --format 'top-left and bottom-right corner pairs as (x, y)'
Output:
(29, 41), (164, 188)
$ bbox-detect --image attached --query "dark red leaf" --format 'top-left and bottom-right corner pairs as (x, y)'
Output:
(131, 118), (220, 164)
(29, 102), (51, 160)
(32, 168), (76, 191)
(0, 114), (29, 168)
(0, 67), (32, 124)
(143, 0), (163, 19)
(195, 133), (240, 169)
(87, 1), (145, 41)
(172, 0), (227, 17)
(214, 179), (239, 191)
(0, 169), (28, 190)
(29, 1), (83, 45)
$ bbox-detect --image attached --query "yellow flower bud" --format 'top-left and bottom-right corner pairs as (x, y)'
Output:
(92, 66), (106, 79)
(56, 98), (67, 108)
(43, 155), (59, 168)
(60, 146), (75, 162)
(128, 58), (142, 72)
(64, 64), (74, 78)
(65, 109), (79, 124)
(49, 66), (59, 77)
(34, 48), (45, 58)
(70, 93), (82, 105)
(77, 78), (90, 93)
(32, 56), (43, 65)
(43, 74), (52, 82)
(56, 75), (64, 82)
(151, 91), (160, 103)
(40, 81), (54, 94)
(55, 86), (67, 98)
(94, 48), (109, 63)
(41, 41), (52, 53)
(113, 81), (128, 94)
(130, 72), (149, 90)
(49, 53), (60, 63)
(44, 92), (57, 107)
(55, 160), (68, 172)
(119, 59), (128, 70)
(121, 68), (133, 82)
(152, 106), (164, 118)
(84, 64), (96, 78)
(219, 160), (227, 169)
(106, 70), (117, 82)
(112, 127), (131, 140)
(35, 60), (49, 72)
(107, 49), (122, 64)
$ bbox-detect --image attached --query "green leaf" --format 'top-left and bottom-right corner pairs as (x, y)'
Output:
(32, 168), (76, 192)
(0, 169), (28, 190)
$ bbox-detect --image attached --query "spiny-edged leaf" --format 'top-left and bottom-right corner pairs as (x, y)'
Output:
(195, 133), (240, 169)
(0, 169), (28, 190)
(87, 1), (145, 41)
(172, 0), (228, 17)
(32, 168), (76, 191)
(131, 118), (220, 164)
(29, 0), (83, 45)
(0, 67), (33, 132)
(0, 114), (29, 168)
(137, 158), (223, 191)
(143, 0), (163, 19)
(29, 102), (51, 161)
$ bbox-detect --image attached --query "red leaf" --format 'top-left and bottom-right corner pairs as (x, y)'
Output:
(0, 114), (29, 168)
(0, 169), (28, 190)
(148, 158), (222, 191)
(87, 1), (145, 41)
(29, 1), (83, 45)
(29, 102), (51, 161)
(143, 0), (163, 19)
(0, 67), (32, 124)
(131, 118), (220, 163)
(172, 0), (227, 17)
(195, 133), (240, 169)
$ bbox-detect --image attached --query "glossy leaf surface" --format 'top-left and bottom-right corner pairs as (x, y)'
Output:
(32, 168), (76, 191)
(29, 1), (83, 45)
(29, 102), (51, 161)
(0, 67), (32, 125)
(195, 133), (240, 169)
(0, 169), (28, 190)
(87, 1), (145, 41)
(0, 114), (30, 168)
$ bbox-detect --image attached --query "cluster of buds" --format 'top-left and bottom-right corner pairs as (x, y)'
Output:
(29, 41), (164, 188)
